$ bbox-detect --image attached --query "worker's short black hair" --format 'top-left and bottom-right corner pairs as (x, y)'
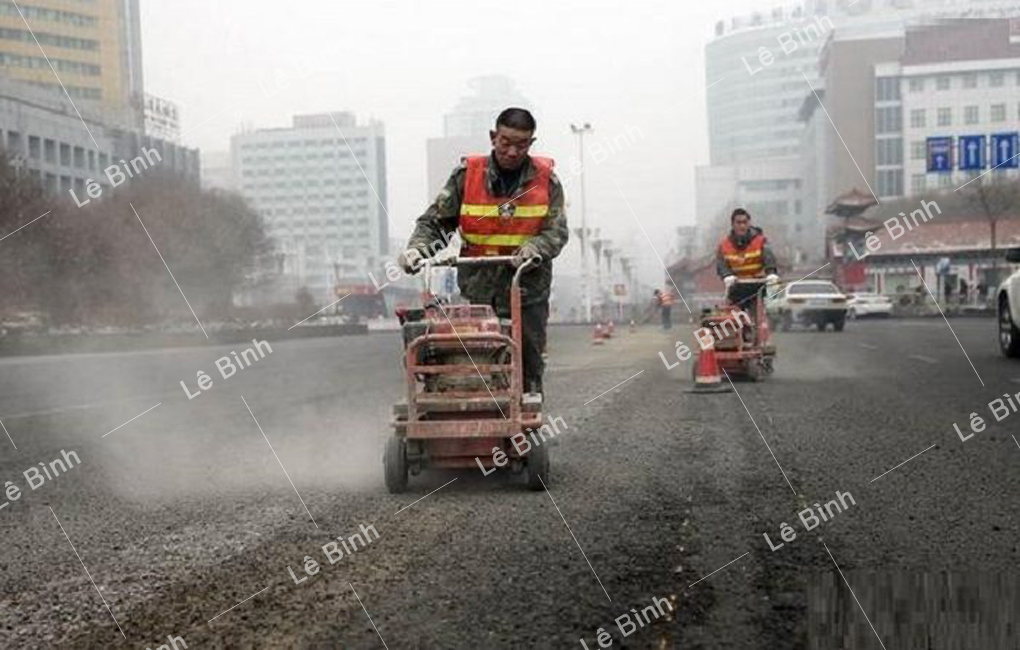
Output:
(731, 208), (751, 223)
(496, 107), (536, 133)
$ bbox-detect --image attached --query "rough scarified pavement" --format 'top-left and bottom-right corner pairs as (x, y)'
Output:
(2, 319), (1019, 648)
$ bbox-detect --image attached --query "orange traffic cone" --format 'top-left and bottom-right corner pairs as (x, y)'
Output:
(592, 323), (605, 345)
(690, 340), (731, 393)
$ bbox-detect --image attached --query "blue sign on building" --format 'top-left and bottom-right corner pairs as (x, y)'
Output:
(926, 137), (953, 173)
(991, 132), (1019, 169)
(958, 135), (986, 171)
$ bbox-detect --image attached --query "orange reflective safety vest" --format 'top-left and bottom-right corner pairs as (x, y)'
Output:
(658, 292), (677, 307)
(458, 156), (552, 257)
(718, 233), (767, 278)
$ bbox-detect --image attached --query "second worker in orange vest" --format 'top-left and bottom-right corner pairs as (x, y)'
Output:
(398, 108), (569, 395)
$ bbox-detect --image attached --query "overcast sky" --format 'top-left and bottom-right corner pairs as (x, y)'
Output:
(141, 0), (768, 279)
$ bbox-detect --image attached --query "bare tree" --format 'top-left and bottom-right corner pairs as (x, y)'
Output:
(961, 175), (1020, 286)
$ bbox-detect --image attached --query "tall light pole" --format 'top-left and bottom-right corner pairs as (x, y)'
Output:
(570, 122), (593, 322)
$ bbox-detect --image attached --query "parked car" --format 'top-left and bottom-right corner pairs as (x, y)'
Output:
(997, 247), (1020, 358)
(767, 280), (849, 332)
(846, 292), (893, 319)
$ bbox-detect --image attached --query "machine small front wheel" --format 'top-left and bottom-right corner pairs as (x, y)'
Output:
(526, 442), (550, 491)
(384, 436), (408, 494)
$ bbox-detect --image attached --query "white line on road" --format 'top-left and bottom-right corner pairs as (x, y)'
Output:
(0, 210), (51, 243)
(584, 370), (644, 406)
(0, 418), (15, 449)
(207, 586), (270, 624)
(823, 542), (888, 650)
(908, 354), (938, 364)
(394, 477), (458, 515)
(241, 396), (318, 529)
(538, 474), (612, 602)
(1012, 435), (1020, 451)
(49, 507), (126, 639)
(687, 551), (750, 589)
(858, 343), (879, 350)
(723, 370), (798, 495)
(350, 583), (391, 650)
(131, 203), (209, 338)
(870, 442), (937, 483)
(911, 260), (984, 387)
(288, 293), (350, 330)
(100, 402), (161, 439)
(6, 391), (172, 421)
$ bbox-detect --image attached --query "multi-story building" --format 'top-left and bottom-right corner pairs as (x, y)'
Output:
(426, 75), (530, 197)
(0, 77), (198, 196)
(879, 18), (1020, 198)
(231, 112), (388, 302)
(700, 0), (1020, 263)
(0, 0), (144, 130)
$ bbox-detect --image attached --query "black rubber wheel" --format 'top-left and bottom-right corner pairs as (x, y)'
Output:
(526, 442), (549, 491)
(1000, 296), (1020, 358)
(833, 317), (846, 332)
(816, 321), (827, 332)
(384, 436), (408, 494)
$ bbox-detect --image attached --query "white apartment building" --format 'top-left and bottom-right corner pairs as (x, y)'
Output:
(231, 112), (388, 302)
(875, 19), (1020, 199)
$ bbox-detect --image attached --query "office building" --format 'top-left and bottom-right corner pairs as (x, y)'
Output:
(231, 111), (389, 302)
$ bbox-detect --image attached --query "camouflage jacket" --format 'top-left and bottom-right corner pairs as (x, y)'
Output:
(404, 153), (569, 310)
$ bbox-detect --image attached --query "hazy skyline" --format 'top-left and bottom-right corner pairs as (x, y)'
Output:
(142, 0), (772, 281)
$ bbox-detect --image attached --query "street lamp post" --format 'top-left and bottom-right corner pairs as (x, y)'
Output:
(570, 122), (593, 323)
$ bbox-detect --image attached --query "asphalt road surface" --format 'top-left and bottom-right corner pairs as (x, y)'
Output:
(1, 317), (1018, 649)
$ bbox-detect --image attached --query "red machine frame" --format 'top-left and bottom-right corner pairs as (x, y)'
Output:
(696, 278), (776, 381)
(386, 256), (547, 492)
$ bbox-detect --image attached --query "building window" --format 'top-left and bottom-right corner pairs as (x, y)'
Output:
(909, 78), (924, 92)
(991, 103), (1006, 123)
(909, 109), (926, 128)
(937, 107), (952, 126)
(28, 135), (40, 159)
(876, 138), (903, 165)
(990, 72), (1005, 87)
(875, 106), (901, 134)
(876, 77), (901, 101)
(59, 143), (70, 166)
(44, 139), (56, 163)
(911, 141), (926, 160)
(877, 169), (903, 197)
(911, 174), (926, 194)
(936, 76), (951, 90)
(962, 73), (977, 89)
(965, 105), (979, 125)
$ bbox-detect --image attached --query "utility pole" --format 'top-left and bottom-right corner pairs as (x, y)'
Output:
(570, 122), (593, 323)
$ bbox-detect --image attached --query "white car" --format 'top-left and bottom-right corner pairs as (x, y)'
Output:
(846, 293), (894, 319)
(767, 280), (849, 332)
(997, 248), (1020, 358)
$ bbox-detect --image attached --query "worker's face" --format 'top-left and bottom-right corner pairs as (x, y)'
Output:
(732, 215), (750, 237)
(490, 126), (535, 171)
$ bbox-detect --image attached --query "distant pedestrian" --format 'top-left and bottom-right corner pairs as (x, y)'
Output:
(653, 289), (676, 330)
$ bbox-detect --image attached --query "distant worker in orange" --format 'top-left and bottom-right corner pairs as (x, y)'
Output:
(652, 288), (676, 330)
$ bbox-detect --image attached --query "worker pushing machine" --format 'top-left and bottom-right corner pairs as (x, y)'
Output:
(716, 208), (779, 331)
(397, 107), (569, 396)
